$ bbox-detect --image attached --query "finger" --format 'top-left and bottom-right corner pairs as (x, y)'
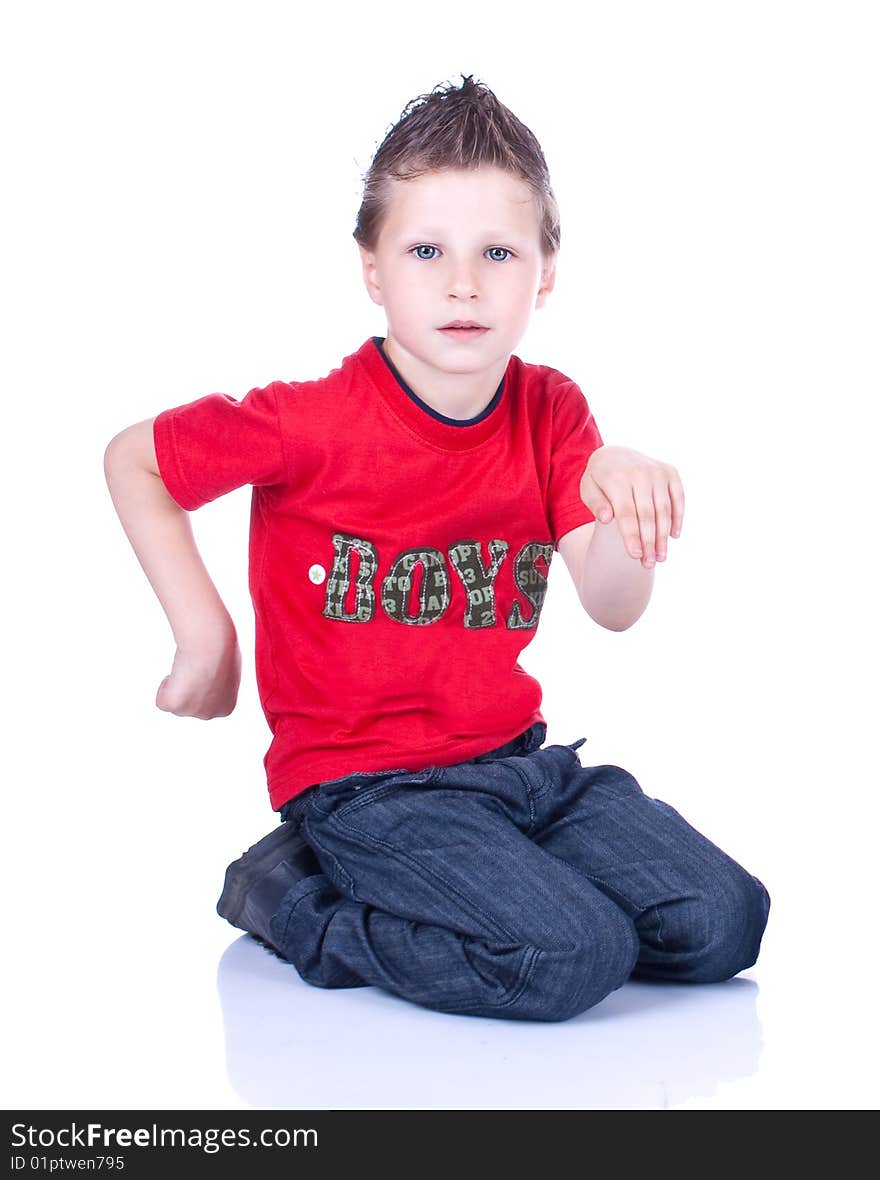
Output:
(653, 479), (673, 561)
(635, 479), (657, 566)
(668, 467), (685, 537)
(614, 489), (645, 560)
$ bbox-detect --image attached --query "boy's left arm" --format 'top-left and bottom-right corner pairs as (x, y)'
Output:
(556, 445), (685, 632)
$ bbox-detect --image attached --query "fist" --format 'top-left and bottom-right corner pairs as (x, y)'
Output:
(156, 638), (242, 719)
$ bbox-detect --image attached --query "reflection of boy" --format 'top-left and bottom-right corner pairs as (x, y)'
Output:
(105, 75), (769, 1021)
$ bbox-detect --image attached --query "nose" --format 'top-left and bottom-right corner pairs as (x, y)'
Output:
(446, 257), (480, 300)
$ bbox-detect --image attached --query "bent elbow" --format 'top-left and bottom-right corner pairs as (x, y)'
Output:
(601, 617), (637, 632)
(585, 605), (645, 632)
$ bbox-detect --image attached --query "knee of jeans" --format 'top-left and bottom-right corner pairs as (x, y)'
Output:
(585, 764), (646, 799)
(662, 868), (771, 984)
(531, 903), (640, 1022)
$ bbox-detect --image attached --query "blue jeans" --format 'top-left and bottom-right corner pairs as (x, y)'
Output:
(273, 723), (770, 1022)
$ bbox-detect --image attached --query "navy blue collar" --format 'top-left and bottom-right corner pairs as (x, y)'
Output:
(372, 337), (504, 426)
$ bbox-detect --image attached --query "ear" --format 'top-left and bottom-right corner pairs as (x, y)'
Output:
(358, 243), (384, 308)
(534, 255), (557, 309)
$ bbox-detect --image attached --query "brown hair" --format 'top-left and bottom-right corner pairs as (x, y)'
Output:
(353, 74), (560, 261)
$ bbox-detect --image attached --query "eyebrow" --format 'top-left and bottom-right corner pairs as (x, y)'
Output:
(401, 229), (526, 242)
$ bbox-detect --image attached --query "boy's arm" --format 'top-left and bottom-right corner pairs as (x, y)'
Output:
(558, 520), (655, 632)
(103, 419), (241, 718)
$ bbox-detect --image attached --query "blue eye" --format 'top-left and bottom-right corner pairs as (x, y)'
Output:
(409, 245), (513, 262)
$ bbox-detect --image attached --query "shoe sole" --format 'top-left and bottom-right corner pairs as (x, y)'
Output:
(217, 823), (317, 930)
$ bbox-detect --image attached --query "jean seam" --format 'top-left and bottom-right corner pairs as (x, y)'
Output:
(432, 943), (542, 1014)
(301, 816), (358, 898)
(275, 879), (334, 947)
(486, 942), (543, 1011)
(507, 758), (547, 832)
(653, 904), (665, 949)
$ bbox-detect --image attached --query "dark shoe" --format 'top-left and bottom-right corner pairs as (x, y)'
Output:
(217, 822), (322, 951)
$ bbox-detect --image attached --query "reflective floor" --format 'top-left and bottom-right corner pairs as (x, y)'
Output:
(217, 934), (765, 1110)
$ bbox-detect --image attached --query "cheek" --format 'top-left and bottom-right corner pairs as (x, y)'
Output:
(392, 295), (423, 322)
(507, 283), (538, 317)
(502, 272), (537, 301)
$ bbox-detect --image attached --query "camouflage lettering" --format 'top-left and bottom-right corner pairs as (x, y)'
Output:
(507, 541), (553, 630)
(322, 533), (379, 623)
(381, 547), (450, 626)
(321, 534), (553, 628)
(448, 539), (509, 630)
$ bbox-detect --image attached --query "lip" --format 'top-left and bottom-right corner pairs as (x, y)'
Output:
(438, 325), (490, 339)
(440, 320), (488, 329)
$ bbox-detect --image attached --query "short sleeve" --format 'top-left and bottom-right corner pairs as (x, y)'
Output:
(546, 381), (604, 549)
(152, 381), (287, 511)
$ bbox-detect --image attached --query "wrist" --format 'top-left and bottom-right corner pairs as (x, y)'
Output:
(173, 608), (237, 653)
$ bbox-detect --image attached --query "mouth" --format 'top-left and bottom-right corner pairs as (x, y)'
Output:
(438, 322), (490, 338)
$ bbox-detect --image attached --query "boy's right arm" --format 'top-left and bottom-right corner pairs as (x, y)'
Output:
(103, 419), (241, 718)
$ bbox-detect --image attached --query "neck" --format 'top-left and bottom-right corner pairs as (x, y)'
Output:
(382, 335), (506, 421)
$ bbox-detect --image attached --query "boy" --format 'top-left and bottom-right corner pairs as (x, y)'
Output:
(104, 75), (770, 1022)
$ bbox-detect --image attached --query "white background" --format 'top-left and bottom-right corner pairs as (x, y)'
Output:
(2, 0), (878, 1110)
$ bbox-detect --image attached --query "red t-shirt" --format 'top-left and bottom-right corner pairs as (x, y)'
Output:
(153, 336), (603, 809)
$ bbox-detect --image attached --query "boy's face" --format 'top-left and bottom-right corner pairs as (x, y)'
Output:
(358, 165), (556, 382)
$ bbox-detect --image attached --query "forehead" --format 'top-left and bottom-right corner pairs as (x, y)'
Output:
(381, 166), (539, 238)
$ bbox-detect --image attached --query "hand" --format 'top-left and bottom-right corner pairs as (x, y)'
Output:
(156, 633), (242, 719)
(580, 445), (685, 568)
